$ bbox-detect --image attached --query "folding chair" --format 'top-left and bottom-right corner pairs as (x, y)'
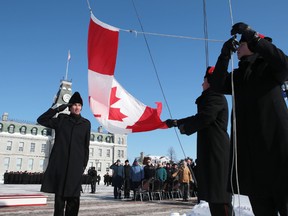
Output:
(150, 179), (163, 201)
(134, 179), (150, 201)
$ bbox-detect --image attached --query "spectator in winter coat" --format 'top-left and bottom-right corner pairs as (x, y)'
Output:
(123, 160), (131, 198)
(211, 22), (288, 216)
(144, 159), (155, 180)
(37, 92), (91, 216)
(155, 163), (167, 191)
(172, 160), (192, 201)
(88, 167), (97, 193)
(130, 159), (144, 199)
(110, 159), (124, 199)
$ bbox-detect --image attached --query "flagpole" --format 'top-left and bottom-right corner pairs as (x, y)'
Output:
(65, 50), (70, 81)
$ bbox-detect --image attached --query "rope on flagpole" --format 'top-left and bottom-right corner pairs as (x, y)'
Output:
(202, 0), (210, 68)
(121, 29), (224, 42)
(131, 0), (188, 159)
(86, 0), (92, 14)
(226, 0), (241, 215)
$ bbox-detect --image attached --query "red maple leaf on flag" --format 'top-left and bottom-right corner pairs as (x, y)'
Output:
(108, 86), (127, 121)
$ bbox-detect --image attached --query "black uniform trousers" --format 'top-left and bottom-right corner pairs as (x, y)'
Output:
(249, 194), (288, 216)
(54, 195), (80, 216)
(208, 202), (234, 216)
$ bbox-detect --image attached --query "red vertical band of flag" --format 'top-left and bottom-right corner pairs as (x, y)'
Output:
(87, 13), (168, 134)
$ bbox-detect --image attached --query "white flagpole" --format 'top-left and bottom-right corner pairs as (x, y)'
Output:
(65, 50), (71, 80)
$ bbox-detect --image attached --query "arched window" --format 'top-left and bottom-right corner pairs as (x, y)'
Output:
(20, 126), (27, 135)
(97, 135), (103, 142)
(105, 136), (111, 143)
(31, 127), (38, 135)
(8, 124), (15, 133)
(90, 134), (95, 141)
(42, 129), (47, 136)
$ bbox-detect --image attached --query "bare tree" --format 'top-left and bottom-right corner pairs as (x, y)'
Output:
(167, 146), (177, 162)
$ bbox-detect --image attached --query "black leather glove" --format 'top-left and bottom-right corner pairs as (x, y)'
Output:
(220, 37), (239, 58)
(178, 124), (185, 134)
(231, 22), (250, 35)
(231, 22), (260, 52)
(165, 119), (177, 128)
(55, 104), (68, 112)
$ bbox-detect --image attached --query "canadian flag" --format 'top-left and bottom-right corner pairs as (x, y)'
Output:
(87, 13), (167, 134)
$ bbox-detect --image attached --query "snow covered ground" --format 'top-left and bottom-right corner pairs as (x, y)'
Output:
(188, 195), (254, 216)
(0, 183), (254, 216)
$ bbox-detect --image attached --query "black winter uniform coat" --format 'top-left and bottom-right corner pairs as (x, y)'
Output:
(37, 108), (91, 197)
(211, 38), (288, 197)
(177, 88), (232, 203)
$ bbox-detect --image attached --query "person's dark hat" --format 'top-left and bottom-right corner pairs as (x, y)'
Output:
(204, 66), (215, 82)
(116, 159), (121, 163)
(125, 160), (129, 163)
(69, 92), (83, 106)
(240, 33), (272, 43)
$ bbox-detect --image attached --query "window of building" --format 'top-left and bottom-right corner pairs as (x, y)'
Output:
(105, 136), (111, 143)
(106, 163), (110, 170)
(99, 148), (102, 157)
(97, 162), (102, 172)
(41, 144), (46, 153)
(97, 135), (103, 142)
(19, 142), (24, 152)
(16, 158), (22, 170)
(28, 158), (34, 171)
(8, 124), (15, 133)
(3, 157), (10, 170)
(121, 150), (124, 158)
(117, 137), (121, 144)
(0, 123), (3, 132)
(106, 149), (110, 157)
(89, 148), (94, 157)
(6, 141), (12, 151)
(90, 134), (95, 141)
(20, 126), (27, 135)
(30, 143), (35, 152)
(117, 150), (121, 157)
(42, 129), (47, 136)
(39, 159), (44, 170)
(89, 162), (93, 168)
(31, 127), (37, 135)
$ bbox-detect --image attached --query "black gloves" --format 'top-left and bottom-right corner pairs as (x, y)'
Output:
(165, 119), (177, 128)
(55, 104), (69, 112)
(231, 22), (261, 52)
(220, 37), (239, 59)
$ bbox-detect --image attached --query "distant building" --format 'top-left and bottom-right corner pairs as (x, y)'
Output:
(0, 79), (127, 182)
(137, 152), (170, 165)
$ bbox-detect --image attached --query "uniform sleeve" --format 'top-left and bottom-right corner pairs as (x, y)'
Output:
(83, 120), (91, 169)
(254, 39), (288, 83)
(177, 93), (226, 135)
(210, 56), (233, 95)
(37, 108), (58, 129)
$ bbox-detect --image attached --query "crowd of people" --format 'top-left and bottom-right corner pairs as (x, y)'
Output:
(108, 157), (197, 201)
(3, 170), (44, 184)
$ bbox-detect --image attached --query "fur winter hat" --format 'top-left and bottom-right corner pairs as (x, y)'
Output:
(69, 92), (83, 106)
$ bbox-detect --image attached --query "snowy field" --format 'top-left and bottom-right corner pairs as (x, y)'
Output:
(0, 183), (254, 216)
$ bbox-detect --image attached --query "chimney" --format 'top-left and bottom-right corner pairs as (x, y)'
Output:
(2, 113), (8, 121)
